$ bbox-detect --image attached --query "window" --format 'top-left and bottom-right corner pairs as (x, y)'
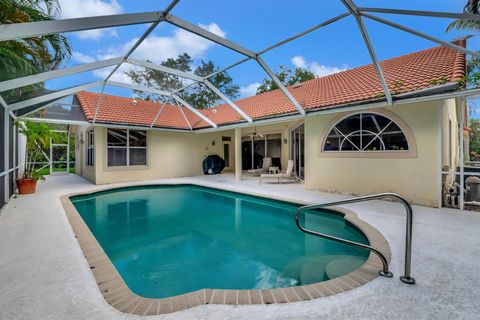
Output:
(323, 113), (409, 152)
(86, 130), (94, 166)
(107, 129), (147, 166)
(223, 143), (230, 167)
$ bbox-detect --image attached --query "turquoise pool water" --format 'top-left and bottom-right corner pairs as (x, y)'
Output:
(71, 185), (369, 298)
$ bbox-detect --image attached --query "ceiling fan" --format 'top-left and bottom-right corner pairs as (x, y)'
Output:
(244, 128), (264, 139)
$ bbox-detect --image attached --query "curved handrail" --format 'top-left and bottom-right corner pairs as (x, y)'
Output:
(294, 192), (415, 284)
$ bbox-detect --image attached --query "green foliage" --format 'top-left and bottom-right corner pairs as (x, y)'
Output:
(182, 60), (239, 109)
(125, 53), (192, 101)
(470, 118), (480, 157)
(0, 0), (71, 100)
(464, 56), (480, 88)
(445, 1), (480, 88)
(256, 65), (315, 94)
(125, 53), (239, 109)
(446, 0), (480, 32)
(15, 120), (54, 180)
(36, 166), (75, 176)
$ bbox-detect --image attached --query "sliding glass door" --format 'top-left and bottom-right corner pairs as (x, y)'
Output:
(290, 124), (305, 180)
(242, 133), (282, 170)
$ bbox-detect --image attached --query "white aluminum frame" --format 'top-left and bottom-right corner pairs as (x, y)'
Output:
(0, 12), (165, 41)
(0, 0), (479, 181)
(171, 94), (217, 128)
(127, 58), (252, 122)
(0, 57), (122, 92)
(49, 130), (70, 175)
(174, 99), (193, 131)
(341, 0), (393, 105)
(7, 81), (104, 111)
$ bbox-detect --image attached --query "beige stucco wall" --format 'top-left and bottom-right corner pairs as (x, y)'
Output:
(91, 127), (232, 185)
(72, 125), (96, 184)
(71, 97), (463, 207)
(304, 101), (443, 207)
(441, 98), (459, 171)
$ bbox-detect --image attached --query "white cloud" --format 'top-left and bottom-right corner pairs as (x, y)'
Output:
(58, 0), (123, 40)
(93, 64), (137, 83)
(72, 51), (95, 63)
(291, 55), (347, 77)
(291, 56), (307, 69)
(239, 82), (260, 98)
(97, 23), (226, 63)
(94, 23), (227, 84)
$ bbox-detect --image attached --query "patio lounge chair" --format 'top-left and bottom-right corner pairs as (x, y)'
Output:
(259, 160), (295, 184)
(248, 157), (272, 175)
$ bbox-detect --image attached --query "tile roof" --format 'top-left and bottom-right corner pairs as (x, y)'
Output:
(76, 41), (466, 130)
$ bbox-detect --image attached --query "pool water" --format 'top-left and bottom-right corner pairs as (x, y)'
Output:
(71, 185), (369, 298)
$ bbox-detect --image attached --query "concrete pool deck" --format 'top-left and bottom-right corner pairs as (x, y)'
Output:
(0, 174), (479, 319)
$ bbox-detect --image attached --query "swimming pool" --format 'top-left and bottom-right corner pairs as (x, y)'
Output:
(70, 184), (371, 300)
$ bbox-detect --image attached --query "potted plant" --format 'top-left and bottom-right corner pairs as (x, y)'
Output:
(16, 120), (52, 194)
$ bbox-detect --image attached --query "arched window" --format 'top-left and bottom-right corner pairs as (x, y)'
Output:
(323, 113), (409, 152)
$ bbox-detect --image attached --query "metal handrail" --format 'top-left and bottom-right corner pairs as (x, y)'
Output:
(294, 192), (415, 284)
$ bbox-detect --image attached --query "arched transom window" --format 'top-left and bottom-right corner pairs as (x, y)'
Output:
(323, 113), (409, 152)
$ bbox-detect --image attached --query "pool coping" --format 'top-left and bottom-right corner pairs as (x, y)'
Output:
(60, 182), (391, 316)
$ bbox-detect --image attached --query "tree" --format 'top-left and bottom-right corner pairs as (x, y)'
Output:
(0, 0), (71, 78)
(182, 60), (239, 109)
(256, 65), (315, 94)
(125, 53), (192, 102)
(0, 0), (71, 99)
(446, 0), (480, 32)
(15, 120), (54, 180)
(125, 54), (239, 109)
(445, 2), (480, 159)
(446, 0), (480, 87)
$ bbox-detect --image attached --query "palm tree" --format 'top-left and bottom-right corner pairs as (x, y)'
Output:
(445, 1), (480, 88)
(16, 120), (53, 180)
(0, 0), (71, 95)
(447, 0), (480, 32)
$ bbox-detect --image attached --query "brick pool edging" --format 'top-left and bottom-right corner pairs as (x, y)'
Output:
(60, 184), (391, 316)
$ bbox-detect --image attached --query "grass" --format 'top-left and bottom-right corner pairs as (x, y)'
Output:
(36, 167), (75, 176)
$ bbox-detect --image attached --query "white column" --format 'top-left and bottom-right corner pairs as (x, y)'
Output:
(12, 123), (16, 192)
(235, 127), (242, 181)
(460, 99), (465, 210)
(4, 109), (10, 201)
(67, 132), (70, 174)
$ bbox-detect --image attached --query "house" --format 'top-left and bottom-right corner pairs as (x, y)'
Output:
(69, 41), (469, 207)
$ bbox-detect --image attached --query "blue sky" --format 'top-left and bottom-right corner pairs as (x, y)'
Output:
(47, 0), (476, 102)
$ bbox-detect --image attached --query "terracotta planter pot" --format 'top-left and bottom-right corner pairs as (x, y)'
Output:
(17, 178), (37, 195)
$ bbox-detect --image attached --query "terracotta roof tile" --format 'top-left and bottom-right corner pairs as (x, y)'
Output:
(75, 42), (466, 130)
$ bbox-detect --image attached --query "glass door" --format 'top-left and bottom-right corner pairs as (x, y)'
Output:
(50, 130), (70, 175)
(242, 133), (282, 170)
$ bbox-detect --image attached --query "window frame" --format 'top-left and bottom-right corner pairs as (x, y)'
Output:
(106, 128), (148, 167)
(319, 110), (417, 159)
(86, 129), (94, 167)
